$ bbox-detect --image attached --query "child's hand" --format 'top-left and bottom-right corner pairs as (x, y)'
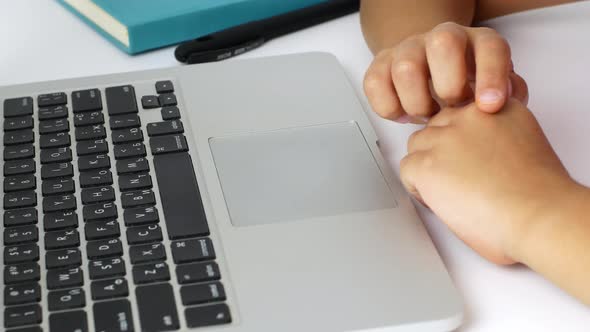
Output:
(400, 99), (575, 264)
(364, 22), (528, 123)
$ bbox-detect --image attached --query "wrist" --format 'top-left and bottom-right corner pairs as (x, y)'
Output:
(509, 179), (590, 266)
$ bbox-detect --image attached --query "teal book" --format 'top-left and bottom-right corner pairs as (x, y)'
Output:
(58, 0), (328, 54)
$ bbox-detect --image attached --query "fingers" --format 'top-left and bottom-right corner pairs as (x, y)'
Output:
(407, 126), (447, 153)
(509, 72), (529, 105)
(468, 28), (512, 113)
(391, 38), (438, 119)
(399, 151), (432, 203)
(425, 22), (472, 105)
(364, 51), (405, 122)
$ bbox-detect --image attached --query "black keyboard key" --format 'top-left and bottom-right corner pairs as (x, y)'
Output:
(135, 283), (179, 330)
(45, 229), (80, 250)
(4, 116), (33, 131)
(171, 238), (215, 264)
(118, 173), (152, 191)
(4, 225), (38, 245)
(129, 243), (166, 264)
(46, 267), (83, 289)
(4, 263), (40, 284)
(4, 208), (37, 227)
(121, 189), (154, 208)
(158, 93), (177, 106)
(112, 127), (143, 144)
(41, 162), (73, 179)
(4, 159), (35, 176)
(38, 105), (68, 120)
(38, 92), (67, 107)
(5, 304), (42, 328)
(161, 106), (180, 120)
(78, 154), (110, 171)
(4, 144), (35, 161)
(94, 299), (135, 332)
(39, 118), (69, 134)
(124, 206), (159, 226)
(43, 194), (76, 213)
(40, 132), (71, 149)
(127, 224), (162, 245)
(75, 124), (106, 140)
(132, 262), (170, 284)
(116, 157), (149, 174)
(4, 174), (36, 192)
(141, 95), (159, 109)
(72, 88), (102, 113)
(4, 283), (41, 305)
(4, 97), (33, 118)
(150, 134), (188, 155)
(180, 282), (226, 305)
(49, 310), (88, 332)
(74, 110), (104, 127)
(44, 211), (78, 231)
(185, 304), (231, 328)
(176, 262), (220, 284)
(153, 152), (209, 239)
(46, 248), (81, 269)
(147, 120), (184, 137)
(106, 85), (138, 116)
(42, 178), (75, 196)
(4, 191), (37, 209)
(83, 202), (117, 221)
(156, 80), (174, 94)
(81, 186), (115, 204)
(110, 113), (141, 129)
(91, 277), (128, 300)
(89, 257), (126, 280)
(40, 147), (72, 164)
(76, 139), (108, 156)
(87, 238), (123, 259)
(85, 219), (120, 240)
(4, 130), (34, 146)
(4, 244), (39, 264)
(114, 142), (146, 160)
(79, 169), (112, 187)
(48, 288), (85, 311)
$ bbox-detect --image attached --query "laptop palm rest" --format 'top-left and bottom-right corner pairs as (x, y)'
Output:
(209, 122), (397, 227)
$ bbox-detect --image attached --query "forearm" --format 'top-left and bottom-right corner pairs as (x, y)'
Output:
(515, 183), (590, 304)
(360, 0), (476, 54)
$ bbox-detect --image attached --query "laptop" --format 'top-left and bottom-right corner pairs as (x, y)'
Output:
(0, 52), (462, 332)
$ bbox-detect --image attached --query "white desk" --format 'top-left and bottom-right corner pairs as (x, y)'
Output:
(1, 1), (589, 331)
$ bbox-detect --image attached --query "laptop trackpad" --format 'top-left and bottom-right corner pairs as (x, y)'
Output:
(209, 122), (396, 227)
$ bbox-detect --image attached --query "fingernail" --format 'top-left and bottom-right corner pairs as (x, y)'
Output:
(508, 80), (513, 97)
(479, 89), (504, 105)
(395, 114), (410, 124)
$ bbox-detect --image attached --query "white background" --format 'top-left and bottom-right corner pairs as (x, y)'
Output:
(1, 1), (589, 331)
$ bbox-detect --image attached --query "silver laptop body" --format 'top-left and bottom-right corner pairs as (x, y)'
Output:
(0, 52), (462, 332)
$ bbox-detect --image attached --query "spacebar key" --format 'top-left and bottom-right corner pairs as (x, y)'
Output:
(153, 152), (210, 239)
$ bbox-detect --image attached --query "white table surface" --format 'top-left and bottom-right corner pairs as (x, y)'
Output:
(1, 1), (590, 331)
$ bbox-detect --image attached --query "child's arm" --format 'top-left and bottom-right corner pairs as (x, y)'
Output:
(360, 0), (475, 54)
(401, 99), (590, 304)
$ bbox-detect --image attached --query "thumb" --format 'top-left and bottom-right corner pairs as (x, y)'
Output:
(399, 152), (429, 206)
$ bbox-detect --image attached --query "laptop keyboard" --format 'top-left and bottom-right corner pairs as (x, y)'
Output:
(2, 81), (231, 331)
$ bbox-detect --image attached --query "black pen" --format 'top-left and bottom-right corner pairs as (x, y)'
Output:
(175, 0), (359, 64)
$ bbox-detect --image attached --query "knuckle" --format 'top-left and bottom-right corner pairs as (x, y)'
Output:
(472, 26), (496, 36)
(478, 34), (510, 55)
(428, 29), (461, 50)
(391, 60), (421, 80)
